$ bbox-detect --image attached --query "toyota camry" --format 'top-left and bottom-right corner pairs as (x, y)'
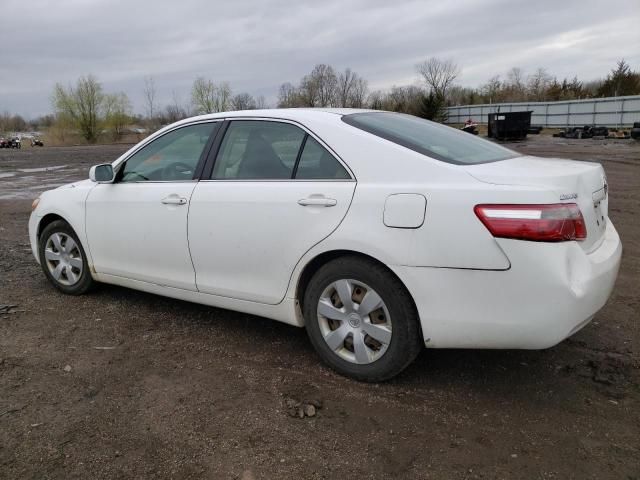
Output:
(29, 109), (622, 381)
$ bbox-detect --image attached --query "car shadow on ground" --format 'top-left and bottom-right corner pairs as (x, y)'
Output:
(87, 282), (564, 394)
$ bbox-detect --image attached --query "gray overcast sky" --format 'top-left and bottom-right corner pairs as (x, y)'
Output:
(1, 0), (639, 118)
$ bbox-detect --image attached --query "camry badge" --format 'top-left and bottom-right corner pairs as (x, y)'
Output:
(560, 193), (578, 200)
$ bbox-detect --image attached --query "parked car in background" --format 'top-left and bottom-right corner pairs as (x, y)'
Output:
(0, 137), (22, 148)
(28, 109), (622, 381)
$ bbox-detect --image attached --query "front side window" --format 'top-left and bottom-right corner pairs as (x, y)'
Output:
(212, 121), (305, 179)
(342, 112), (519, 165)
(119, 122), (218, 182)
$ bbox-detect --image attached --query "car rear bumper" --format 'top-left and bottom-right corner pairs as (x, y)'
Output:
(391, 221), (622, 349)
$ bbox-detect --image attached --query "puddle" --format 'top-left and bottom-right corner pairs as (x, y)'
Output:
(0, 163), (85, 200)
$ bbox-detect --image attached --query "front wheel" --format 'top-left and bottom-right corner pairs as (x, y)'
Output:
(38, 220), (95, 295)
(303, 256), (422, 382)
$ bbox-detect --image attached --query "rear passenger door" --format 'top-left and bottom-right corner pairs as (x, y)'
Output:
(188, 119), (356, 304)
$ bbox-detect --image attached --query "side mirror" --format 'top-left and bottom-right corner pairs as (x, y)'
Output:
(89, 164), (115, 183)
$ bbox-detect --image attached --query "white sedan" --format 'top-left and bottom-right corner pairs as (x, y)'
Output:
(29, 109), (622, 381)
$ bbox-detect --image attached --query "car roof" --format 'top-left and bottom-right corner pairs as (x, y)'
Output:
(113, 108), (378, 167)
(183, 107), (375, 124)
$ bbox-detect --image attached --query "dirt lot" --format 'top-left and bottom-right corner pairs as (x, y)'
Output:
(1, 137), (639, 479)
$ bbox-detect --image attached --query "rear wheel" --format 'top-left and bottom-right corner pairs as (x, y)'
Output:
(38, 220), (95, 295)
(303, 256), (422, 382)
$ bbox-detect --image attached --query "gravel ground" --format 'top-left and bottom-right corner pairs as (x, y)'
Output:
(1, 137), (639, 479)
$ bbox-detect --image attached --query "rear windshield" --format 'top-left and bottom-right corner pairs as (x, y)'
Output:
(342, 112), (520, 165)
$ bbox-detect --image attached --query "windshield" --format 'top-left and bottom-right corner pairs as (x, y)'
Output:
(342, 112), (520, 165)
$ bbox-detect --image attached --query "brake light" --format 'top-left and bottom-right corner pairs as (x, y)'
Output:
(474, 203), (587, 242)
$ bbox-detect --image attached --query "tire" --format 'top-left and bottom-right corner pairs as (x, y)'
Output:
(303, 256), (422, 382)
(38, 220), (95, 295)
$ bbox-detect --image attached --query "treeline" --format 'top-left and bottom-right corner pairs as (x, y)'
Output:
(0, 111), (58, 133)
(11, 58), (640, 144)
(0, 112), (30, 133)
(142, 76), (268, 125)
(44, 75), (272, 143)
(277, 65), (369, 108)
(276, 58), (640, 112)
(447, 60), (640, 105)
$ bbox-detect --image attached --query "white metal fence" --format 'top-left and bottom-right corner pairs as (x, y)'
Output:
(446, 95), (640, 127)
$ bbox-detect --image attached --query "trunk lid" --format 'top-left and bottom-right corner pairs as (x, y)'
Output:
(465, 156), (609, 251)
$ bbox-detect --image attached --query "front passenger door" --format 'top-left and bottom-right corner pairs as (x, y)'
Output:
(85, 121), (219, 290)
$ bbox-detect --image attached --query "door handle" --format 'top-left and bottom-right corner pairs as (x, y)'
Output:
(297, 196), (337, 207)
(161, 195), (187, 205)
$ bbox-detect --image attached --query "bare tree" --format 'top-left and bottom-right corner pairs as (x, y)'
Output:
(527, 67), (552, 101)
(191, 77), (216, 114)
(506, 67), (525, 90)
(299, 74), (320, 107)
(52, 75), (104, 143)
(231, 92), (257, 110)
(255, 95), (267, 109)
(296, 64), (339, 107)
(172, 89), (186, 114)
(143, 76), (157, 120)
(367, 90), (385, 110)
(215, 82), (232, 112)
(103, 92), (132, 140)
(350, 77), (368, 108)
(385, 85), (424, 115)
(335, 68), (368, 108)
(191, 77), (232, 114)
(505, 67), (526, 101)
(337, 68), (357, 107)
(278, 82), (299, 107)
(164, 90), (188, 123)
(416, 57), (460, 99)
(481, 75), (503, 103)
(164, 104), (188, 124)
(312, 64), (338, 107)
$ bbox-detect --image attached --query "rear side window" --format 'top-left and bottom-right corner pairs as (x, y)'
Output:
(212, 121), (305, 179)
(342, 112), (519, 165)
(295, 137), (350, 180)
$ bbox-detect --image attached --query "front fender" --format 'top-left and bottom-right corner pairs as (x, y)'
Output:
(29, 182), (95, 267)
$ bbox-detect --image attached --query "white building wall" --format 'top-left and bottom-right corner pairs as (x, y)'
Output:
(446, 95), (640, 127)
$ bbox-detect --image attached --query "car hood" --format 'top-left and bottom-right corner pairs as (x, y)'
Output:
(54, 179), (95, 190)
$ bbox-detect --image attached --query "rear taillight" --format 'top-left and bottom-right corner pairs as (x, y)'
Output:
(474, 203), (587, 242)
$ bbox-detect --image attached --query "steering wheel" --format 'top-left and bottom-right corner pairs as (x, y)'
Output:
(162, 161), (193, 181)
(125, 171), (149, 181)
